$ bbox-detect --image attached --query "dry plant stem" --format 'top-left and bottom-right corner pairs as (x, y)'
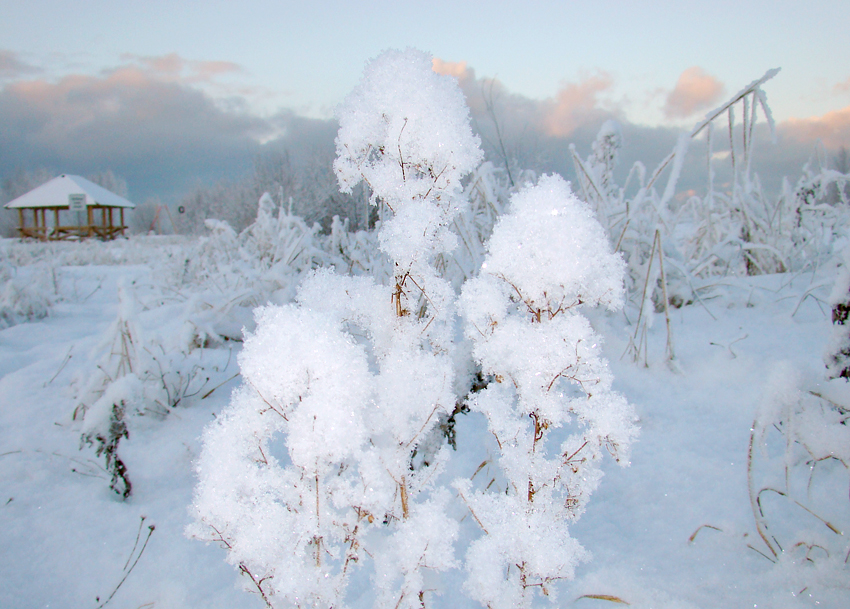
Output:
(631, 231), (658, 364)
(201, 371), (240, 400)
(238, 564), (273, 609)
(400, 475), (410, 519)
(44, 347), (73, 387)
(314, 472), (322, 567)
(687, 524), (722, 544)
(96, 521), (155, 609)
(570, 147), (606, 205)
(124, 516), (146, 570)
(576, 594), (630, 605)
(746, 543), (777, 563)
(757, 488), (843, 535)
(748, 420), (779, 558)
(456, 487), (489, 534)
(655, 230), (676, 362)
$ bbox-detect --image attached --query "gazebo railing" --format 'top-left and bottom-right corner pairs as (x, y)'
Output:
(15, 206), (128, 241)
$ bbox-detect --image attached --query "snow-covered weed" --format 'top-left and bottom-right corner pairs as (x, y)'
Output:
(748, 363), (850, 582)
(456, 175), (638, 607)
(572, 69), (850, 367)
(0, 261), (56, 328)
(190, 48), (484, 608)
(74, 281), (233, 498)
(188, 48), (640, 609)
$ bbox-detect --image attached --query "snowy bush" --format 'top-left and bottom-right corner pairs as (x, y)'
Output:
(749, 363), (850, 581)
(188, 49), (640, 609)
(74, 281), (232, 497)
(825, 245), (850, 379)
(0, 261), (55, 328)
(190, 48), (483, 608)
(74, 282), (144, 497)
(456, 175), (638, 607)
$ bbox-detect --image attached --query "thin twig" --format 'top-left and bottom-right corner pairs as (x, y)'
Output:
(96, 524), (155, 609)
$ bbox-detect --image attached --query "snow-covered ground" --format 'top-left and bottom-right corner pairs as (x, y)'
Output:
(1, 237), (847, 608)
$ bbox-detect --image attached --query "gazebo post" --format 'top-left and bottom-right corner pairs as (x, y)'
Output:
(87, 206), (93, 238)
(53, 208), (59, 240)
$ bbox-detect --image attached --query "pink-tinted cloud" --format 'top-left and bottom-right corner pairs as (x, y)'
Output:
(117, 52), (243, 85)
(432, 57), (487, 113)
(433, 57), (618, 140)
(779, 105), (850, 151)
(543, 73), (614, 137)
(664, 67), (724, 119)
(835, 77), (850, 94)
(432, 58), (473, 82)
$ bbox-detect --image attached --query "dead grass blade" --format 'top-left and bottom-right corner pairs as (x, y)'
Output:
(576, 593), (630, 605)
(688, 524), (723, 544)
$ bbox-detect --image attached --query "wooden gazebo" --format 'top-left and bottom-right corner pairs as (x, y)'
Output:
(4, 174), (135, 240)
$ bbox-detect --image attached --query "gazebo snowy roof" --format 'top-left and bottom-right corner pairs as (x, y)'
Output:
(4, 174), (134, 240)
(3, 174), (135, 210)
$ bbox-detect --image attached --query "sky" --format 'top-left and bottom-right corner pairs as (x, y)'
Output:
(1, 0), (849, 205)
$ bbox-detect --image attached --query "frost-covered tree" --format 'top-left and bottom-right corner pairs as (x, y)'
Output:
(456, 174), (638, 608)
(189, 48), (482, 608)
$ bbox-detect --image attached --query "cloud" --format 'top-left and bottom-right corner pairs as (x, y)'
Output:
(117, 52), (244, 85)
(2, 53), (845, 210)
(778, 105), (850, 152)
(0, 50), (40, 80)
(835, 77), (850, 94)
(432, 58), (472, 82)
(543, 73), (615, 137)
(0, 67), (273, 201)
(663, 67), (724, 119)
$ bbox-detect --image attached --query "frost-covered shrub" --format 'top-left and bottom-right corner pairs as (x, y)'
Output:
(0, 262), (55, 328)
(825, 246), (850, 379)
(322, 215), (391, 281)
(75, 282), (230, 497)
(74, 282), (142, 498)
(442, 161), (516, 290)
(749, 363), (850, 581)
(456, 174), (638, 607)
(183, 193), (326, 314)
(189, 49), (639, 609)
(190, 48), (482, 608)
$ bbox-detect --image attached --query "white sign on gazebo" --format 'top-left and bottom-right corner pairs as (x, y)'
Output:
(68, 193), (86, 212)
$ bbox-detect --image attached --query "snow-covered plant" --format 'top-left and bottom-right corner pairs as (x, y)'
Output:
(456, 174), (638, 607)
(746, 260), (850, 587)
(826, 246), (850, 379)
(74, 281), (231, 497)
(241, 192), (325, 274)
(748, 363), (850, 578)
(571, 120), (623, 230)
(189, 48), (482, 608)
(322, 214), (390, 280)
(75, 282), (143, 498)
(0, 261), (55, 329)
